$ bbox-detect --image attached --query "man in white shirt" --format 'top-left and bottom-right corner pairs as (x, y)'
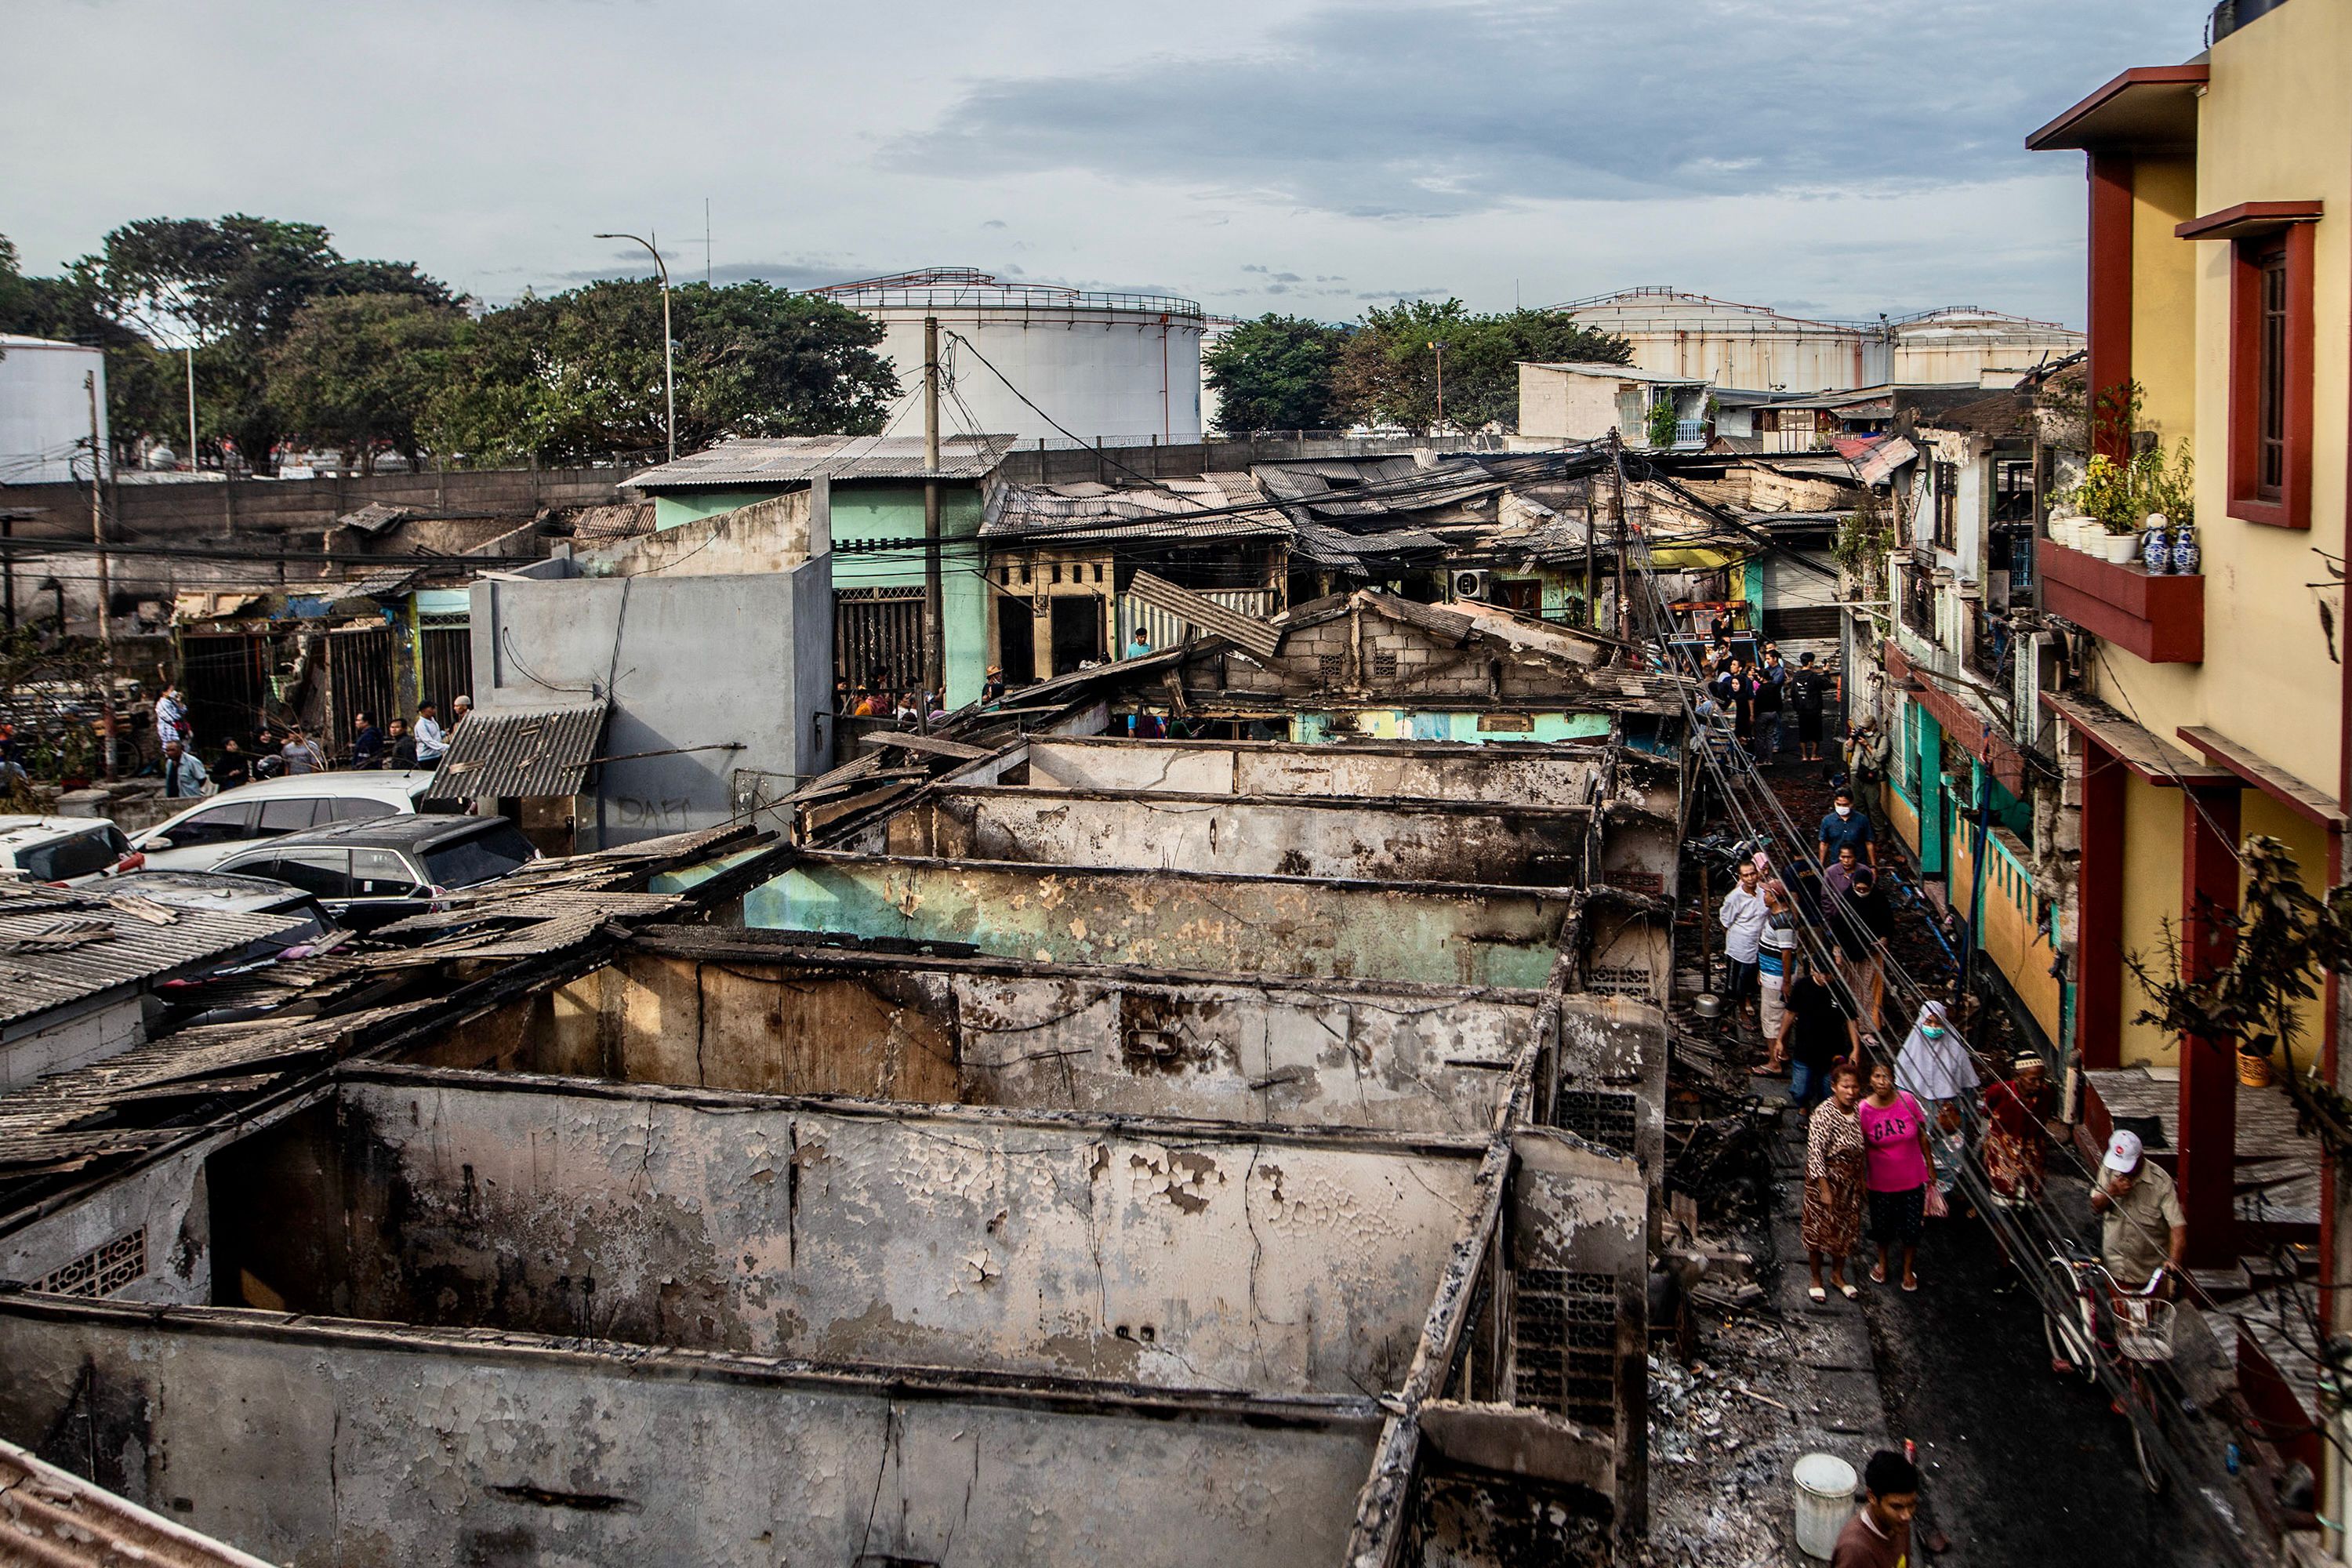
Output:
(159, 739), (209, 799)
(1719, 858), (1769, 1029)
(413, 701), (448, 766)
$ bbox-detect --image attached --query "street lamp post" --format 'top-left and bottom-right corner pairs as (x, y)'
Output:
(594, 230), (676, 463)
(1428, 339), (1448, 433)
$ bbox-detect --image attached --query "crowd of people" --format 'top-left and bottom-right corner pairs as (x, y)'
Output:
(148, 681), (469, 797)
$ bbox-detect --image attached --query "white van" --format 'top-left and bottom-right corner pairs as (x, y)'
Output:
(131, 771), (443, 871)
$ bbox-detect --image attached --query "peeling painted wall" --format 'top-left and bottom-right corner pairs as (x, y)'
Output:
(0, 1301), (1385, 1568)
(212, 1073), (1483, 1397)
(887, 789), (1592, 887)
(448, 948), (1541, 1135)
(749, 854), (1577, 988)
(1025, 738), (1611, 807)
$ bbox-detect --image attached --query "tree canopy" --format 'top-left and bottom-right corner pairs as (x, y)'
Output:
(1203, 314), (1350, 434)
(265, 292), (465, 471)
(1334, 300), (1632, 433)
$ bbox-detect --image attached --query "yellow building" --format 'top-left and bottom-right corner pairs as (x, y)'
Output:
(2033, 0), (2350, 1539)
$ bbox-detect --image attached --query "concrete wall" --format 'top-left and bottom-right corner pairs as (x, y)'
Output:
(1024, 737), (1611, 806)
(0, 994), (147, 1092)
(471, 564), (831, 845)
(210, 1072), (1480, 1399)
(408, 944), (1544, 1135)
(886, 788), (1593, 887)
(750, 853), (1577, 988)
(0, 1298), (1383, 1568)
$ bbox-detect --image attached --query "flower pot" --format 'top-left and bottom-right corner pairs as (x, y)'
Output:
(2100, 532), (2140, 564)
(2238, 1051), (2272, 1088)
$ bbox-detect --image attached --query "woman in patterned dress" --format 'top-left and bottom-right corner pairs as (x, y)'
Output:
(1804, 1058), (1867, 1301)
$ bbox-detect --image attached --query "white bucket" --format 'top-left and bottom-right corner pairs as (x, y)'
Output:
(1791, 1451), (1857, 1559)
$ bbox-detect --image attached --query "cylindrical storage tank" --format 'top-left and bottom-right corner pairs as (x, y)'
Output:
(814, 269), (1206, 445)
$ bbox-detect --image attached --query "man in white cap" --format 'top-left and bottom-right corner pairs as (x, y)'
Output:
(2089, 1129), (2187, 1294)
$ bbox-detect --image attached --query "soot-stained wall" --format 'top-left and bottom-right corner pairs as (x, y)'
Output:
(212, 1073), (1483, 1396)
(1024, 737), (1612, 807)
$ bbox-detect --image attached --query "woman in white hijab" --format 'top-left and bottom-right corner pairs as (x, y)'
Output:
(1896, 998), (1978, 1192)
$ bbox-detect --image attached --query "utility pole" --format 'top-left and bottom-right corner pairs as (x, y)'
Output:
(85, 371), (116, 779)
(1609, 433), (1632, 659)
(593, 231), (675, 462)
(184, 346), (198, 472)
(923, 316), (944, 705)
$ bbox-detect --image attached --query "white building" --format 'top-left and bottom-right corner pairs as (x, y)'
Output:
(1552, 289), (2082, 395)
(0, 334), (107, 485)
(813, 269), (1207, 446)
(1511, 361), (1710, 451)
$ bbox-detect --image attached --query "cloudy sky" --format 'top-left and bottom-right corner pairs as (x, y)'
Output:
(7, 0), (2207, 326)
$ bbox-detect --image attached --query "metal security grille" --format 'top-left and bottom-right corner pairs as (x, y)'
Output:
(1583, 964), (1653, 996)
(180, 630), (289, 742)
(325, 626), (398, 757)
(38, 1228), (146, 1298)
(1555, 1090), (1639, 1156)
(837, 587), (927, 697)
(421, 622), (474, 716)
(1513, 1267), (1617, 1430)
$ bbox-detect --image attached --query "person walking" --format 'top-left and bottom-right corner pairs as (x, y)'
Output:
(1983, 1054), (2056, 1207)
(387, 719), (418, 771)
(1832, 1450), (1921, 1568)
(1859, 1059), (1934, 1292)
(1754, 649), (1787, 766)
(413, 702), (448, 767)
(1780, 948), (1860, 1109)
(154, 682), (191, 751)
(1718, 859), (1769, 1031)
(1825, 855), (1890, 1033)
(159, 738), (209, 799)
(1790, 652), (1830, 764)
(1752, 877), (1798, 1069)
(1803, 1058), (1867, 1302)
(280, 725), (325, 776)
(350, 712), (384, 770)
(1895, 996), (1978, 1193)
(1817, 786), (1877, 869)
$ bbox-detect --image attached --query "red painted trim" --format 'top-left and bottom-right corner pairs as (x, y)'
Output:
(2026, 64), (2209, 152)
(1881, 642), (2029, 795)
(2227, 223), (2316, 530)
(2039, 540), (2205, 662)
(2176, 200), (2324, 241)
(2088, 155), (2136, 463)
(2077, 739), (2127, 1069)
(2179, 784), (2243, 1267)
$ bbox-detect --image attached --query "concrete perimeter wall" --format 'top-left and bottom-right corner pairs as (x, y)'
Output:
(212, 1072), (1481, 1397)
(749, 854), (1577, 988)
(1023, 737), (1611, 807)
(0, 1300), (1381, 1568)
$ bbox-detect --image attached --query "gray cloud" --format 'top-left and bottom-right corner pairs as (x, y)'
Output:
(895, 0), (2201, 217)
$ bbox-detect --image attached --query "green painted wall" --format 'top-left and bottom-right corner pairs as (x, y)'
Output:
(747, 859), (1571, 988)
(649, 482), (989, 707)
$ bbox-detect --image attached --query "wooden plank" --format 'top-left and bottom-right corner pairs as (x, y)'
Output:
(2178, 726), (2347, 829)
(873, 729), (993, 760)
(1128, 570), (1283, 659)
(2041, 691), (2232, 786)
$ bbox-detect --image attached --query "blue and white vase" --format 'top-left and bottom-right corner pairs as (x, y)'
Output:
(2142, 515), (2170, 574)
(2170, 523), (2199, 575)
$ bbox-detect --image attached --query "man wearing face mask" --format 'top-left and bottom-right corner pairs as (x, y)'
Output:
(1817, 786), (1877, 871)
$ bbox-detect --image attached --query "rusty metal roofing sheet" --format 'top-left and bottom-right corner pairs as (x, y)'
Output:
(0, 884), (304, 1027)
(0, 1437), (280, 1566)
(430, 700), (609, 800)
(627, 435), (1017, 489)
(1127, 571), (1283, 659)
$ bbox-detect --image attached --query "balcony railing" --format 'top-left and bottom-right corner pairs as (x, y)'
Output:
(1673, 419), (1707, 448)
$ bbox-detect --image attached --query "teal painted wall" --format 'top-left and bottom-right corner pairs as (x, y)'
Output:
(650, 482), (989, 707)
(747, 859), (1571, 988)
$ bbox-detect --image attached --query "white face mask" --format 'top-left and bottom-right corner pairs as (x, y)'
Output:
(1835, 805), (1852, 818)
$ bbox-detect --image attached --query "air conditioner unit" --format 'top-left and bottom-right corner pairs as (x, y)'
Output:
(1452, 569), (1490, 602)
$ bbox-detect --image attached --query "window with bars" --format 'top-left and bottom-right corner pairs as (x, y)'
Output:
(2256, 241), (2288, 499)
(2228, 221), (2314, 529)
(1932, 461), (1960, 553)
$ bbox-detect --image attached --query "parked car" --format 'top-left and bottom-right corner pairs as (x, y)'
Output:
(0, 815), (141, 886)
(107, 869), (343, 975)
(131, 771), (442, 871)
(212, 814), (539, 931)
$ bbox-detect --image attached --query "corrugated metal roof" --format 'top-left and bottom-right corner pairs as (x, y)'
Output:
(430, 700), (609, 800)
(0, 883), (303, 1027)
(0, 1438), (279, 1566)
(628, 435), (1018, 490)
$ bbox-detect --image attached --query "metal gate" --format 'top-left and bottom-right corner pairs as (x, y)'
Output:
(420, 623), (474, 716)
(325, 627), (397, 761)
(179, 631), (289, 743)
(835, 586), (926, 698)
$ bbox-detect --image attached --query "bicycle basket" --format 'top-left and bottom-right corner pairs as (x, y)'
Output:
(2114, 1298), (2176, 1363)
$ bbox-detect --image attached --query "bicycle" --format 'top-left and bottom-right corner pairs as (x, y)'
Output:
(2044, 1246), (2186, 1494)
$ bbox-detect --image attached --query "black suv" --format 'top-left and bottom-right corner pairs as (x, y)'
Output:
(214, 814), (538, 930)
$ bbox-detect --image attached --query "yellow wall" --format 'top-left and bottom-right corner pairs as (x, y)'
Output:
(2169, 2), (2352, 797)
(1882, 782), (1921, 859)
(2129, 154), (2200, 446)
(1950, 825), (2065, 1049)
(2119, 776), (2187, 1068)
(2239, 792), (2329, 1076)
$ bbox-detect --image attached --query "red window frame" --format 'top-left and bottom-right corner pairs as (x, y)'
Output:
(2228, 221), (2314, 529)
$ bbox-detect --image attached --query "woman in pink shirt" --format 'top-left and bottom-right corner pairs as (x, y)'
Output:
(1857, 1060), (1934, 1291)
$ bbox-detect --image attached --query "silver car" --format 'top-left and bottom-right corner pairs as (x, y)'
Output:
(132, 771), (442, 871)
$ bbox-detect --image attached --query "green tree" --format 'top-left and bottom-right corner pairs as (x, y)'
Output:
(1203, 314), (1351, 433)
(1334, 300), (1632, 432)
(0, 235), (181, 461)
(266, 293), (465, 472)
(426, 280), (899, 464)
